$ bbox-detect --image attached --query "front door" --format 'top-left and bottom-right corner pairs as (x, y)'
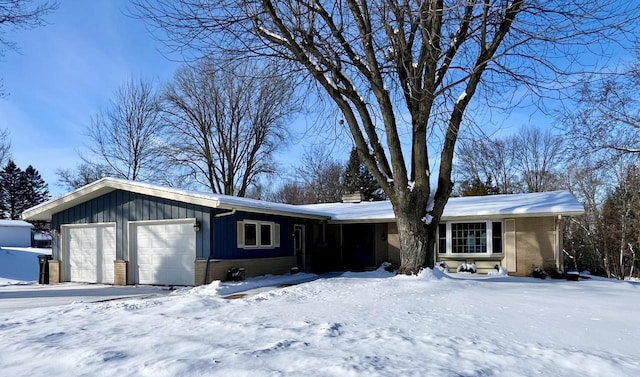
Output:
(294, 224), (305, 271)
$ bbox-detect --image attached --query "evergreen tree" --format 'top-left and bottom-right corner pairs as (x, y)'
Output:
(0, 160), (25, 219)
(22, 165), (50, 209)
(343, 149), (385, 201)
(0, 161), (50, 222)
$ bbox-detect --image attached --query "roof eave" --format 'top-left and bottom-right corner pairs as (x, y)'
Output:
(441, 210), (585, 221)
(21, 178), (224, 222)
(327, 210), (585, 224)
(217, 203), (331, 220)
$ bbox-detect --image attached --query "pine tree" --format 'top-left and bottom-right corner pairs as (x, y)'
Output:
(343, 149), (385, 201)
(0, 160), (25, 219)
(0, 161), (50, 222)
(22, 165), (51, 230)
(22, 165), (50, 208)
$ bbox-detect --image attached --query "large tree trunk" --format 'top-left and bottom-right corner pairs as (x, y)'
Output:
(396, 214), (429, 274)
(393, 193), (438, 274)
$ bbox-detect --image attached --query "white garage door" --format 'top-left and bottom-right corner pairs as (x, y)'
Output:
(65, 224), (116, 284)
(132, 220), (196, 286)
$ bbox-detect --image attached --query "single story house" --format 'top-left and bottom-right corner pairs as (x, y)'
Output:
(302, 191), (585, 275)
(21, 178), (584, 286)
(0, 220), (34, 247)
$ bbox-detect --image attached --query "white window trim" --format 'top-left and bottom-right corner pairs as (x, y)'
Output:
(237, 220), (281, 249)
(438, 221), (503, 256)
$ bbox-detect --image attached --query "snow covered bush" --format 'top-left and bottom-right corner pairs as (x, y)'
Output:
(379, 262), (396, 273)
(532, 267), (548, 279)
(416, 267), (447, 280)
(456, 263), (477, 273)
(436, 261), (449, 272)
(487, 265), (508, 276)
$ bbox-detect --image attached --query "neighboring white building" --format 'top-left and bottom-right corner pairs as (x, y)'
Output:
(0, 220), (34, 247)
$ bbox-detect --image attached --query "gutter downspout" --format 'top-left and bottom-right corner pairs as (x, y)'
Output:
(203, 208), (237, 285)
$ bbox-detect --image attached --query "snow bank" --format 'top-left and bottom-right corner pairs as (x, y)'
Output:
(187, 273), (319, 297)
(340, 262), (396, 278)
(487, 265), (509, 276)
(415, 267), (448, 280)
(1, 271), (640, 376)
(0, 247), (51, 286)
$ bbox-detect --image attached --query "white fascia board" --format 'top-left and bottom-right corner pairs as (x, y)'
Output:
(326, 210), (586, 224)
(22, 177), (330, 222)
(22, 180), (114, 221)
(217, 203), (331, 220)
(21, 177), (222, 221)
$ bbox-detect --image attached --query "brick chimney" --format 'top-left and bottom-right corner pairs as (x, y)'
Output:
(341, 191), (365, 203)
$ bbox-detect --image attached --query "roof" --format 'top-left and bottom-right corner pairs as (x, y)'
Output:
(21, 177), (332, 221)
(300, 190), (585, 223)
(21, 178), (584, 223)
(0, 220), (34, 228)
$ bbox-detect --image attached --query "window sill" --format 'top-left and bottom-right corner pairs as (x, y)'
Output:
(440, 254), (504, 258)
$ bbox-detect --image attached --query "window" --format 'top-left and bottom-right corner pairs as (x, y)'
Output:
(492, 222), (502, 254)
(244, 223), (257, 247)
(452, 222), (487, 253)
(237, 220), (280, 249)
(438, 221), (502, 255)
(438, 224), (447, 254)
(260, 223), (272, 246)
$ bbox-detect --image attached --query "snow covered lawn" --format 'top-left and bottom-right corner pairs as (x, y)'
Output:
(0, 247), (51, 285)
(1, 268), (638, 377)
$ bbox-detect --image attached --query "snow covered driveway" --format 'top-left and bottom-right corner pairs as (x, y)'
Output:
(1, 269), (639, 377)
(0, 283), (169, 313)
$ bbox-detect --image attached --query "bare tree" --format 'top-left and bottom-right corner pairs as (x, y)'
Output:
(516, 126), (564, 192)
(56, 162), (112, 190)
(456, 136), (520, 194)
(294, 145), (345, 203)
(163, 60), (295, 196)
(0, 128), (10, 166)
(85, 78), (166, 182)
(561, 161), (608, 275)
(601, 156), (640, 279)
(456, 126), (563, 194)
(267, 182), (314, 204)
(0, 0), (57, 97)
(561, 57), (640, 158)
(135, 0), (640, 273)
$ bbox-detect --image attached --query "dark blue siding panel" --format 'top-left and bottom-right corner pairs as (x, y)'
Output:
(51, 189), (213, 263)
(142, 196), (149, 220)
(212, 210), (312, 260)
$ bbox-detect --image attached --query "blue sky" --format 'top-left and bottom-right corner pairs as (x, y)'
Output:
(0, 0), (355, 197)
(1, 1), (632, 198)
(0, 1), (184, 196)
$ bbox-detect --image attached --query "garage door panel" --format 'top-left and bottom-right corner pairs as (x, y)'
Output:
(133, 221), (195, 286)
(65, 224), (116, 284)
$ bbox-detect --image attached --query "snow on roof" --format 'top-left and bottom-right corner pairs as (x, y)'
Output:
(300, 200), (396, 222)
(21, 177), (332, 221)
(301, 190), (584, 222)
(0, 220), (34, 228)
(22, 177), (584, 223)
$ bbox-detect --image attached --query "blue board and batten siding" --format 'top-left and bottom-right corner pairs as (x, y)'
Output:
(51, 189), (315, 262)
(214, 212), (313, 259)
(51, 190), (213, 260)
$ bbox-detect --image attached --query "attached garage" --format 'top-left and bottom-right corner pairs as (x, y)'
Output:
(20, 177), (333, 286)
(63, 223), (116, 284)
(130, 219), (196, 286)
